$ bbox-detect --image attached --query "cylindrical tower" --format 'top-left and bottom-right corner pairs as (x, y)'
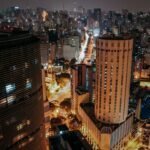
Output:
(95, 36), (133, 124)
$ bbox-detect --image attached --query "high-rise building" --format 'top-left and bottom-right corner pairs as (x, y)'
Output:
(37, 32), (50, 65)
(94, 8), (101, 25)
(63, 36), (80, 60)
(74, 35), (134, 150)
(71, 64), (93, 113)
(0, 31), (46, 149)
(95, 36), (133, 124)
(40, 42), (50, 65)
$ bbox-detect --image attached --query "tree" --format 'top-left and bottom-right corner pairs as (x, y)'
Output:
(69, 58), (77, 66)
(49, 102), (57, 112)
(69, 116), (81, 129)
(50, 117), (62, 129)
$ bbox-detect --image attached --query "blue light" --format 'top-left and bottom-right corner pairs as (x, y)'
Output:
(5, 84), (16, 94)
(59, 131), (63, 134)
(26, 80), (32, 89)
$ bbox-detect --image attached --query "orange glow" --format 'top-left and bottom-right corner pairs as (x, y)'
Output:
(42, 10), (48, 22)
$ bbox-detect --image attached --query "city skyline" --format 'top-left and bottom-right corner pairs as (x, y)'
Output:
(0, 0), (150, 12)
(0, 1), (150, 149)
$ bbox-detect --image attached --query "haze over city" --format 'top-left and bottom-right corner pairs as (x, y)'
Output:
(1, 0), (150, 11)
(0, 0), (150, 150)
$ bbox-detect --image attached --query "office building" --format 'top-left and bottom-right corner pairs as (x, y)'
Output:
(71, 64), (93, 114)
(95, 36), (133, 124)
(63, 36), (80, 60)
(74, 35), (134, 150)
(94, 8), (101, 26)
(0, 31), (46, 150)
(40, 42), (50, 65)
(49, 130), (92, 150)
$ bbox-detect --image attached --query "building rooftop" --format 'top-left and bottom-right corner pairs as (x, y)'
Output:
(71, 64), (92, 70)
(49, 136), (64, 150)
(98, 34), (132, 40)
(56, 124), (69, 133)
(76, 86), (88, 95)
(141, 96), (150, 120)
(80, 102), (133, 132)
(143, 121), (150, 130)
(49, 130), (92, 150)
(0, 30), (39, 49)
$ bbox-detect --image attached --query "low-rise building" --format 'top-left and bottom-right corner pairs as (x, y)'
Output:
(49, 130), (92, 150)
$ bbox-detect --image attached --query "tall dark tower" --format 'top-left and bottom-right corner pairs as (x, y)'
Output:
(94, 8), (102, 27)
(0, 31), (46, 150)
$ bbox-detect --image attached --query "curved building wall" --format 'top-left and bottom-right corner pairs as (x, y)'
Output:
(95, 38), (133, 124)
(0, 34), (45, 149)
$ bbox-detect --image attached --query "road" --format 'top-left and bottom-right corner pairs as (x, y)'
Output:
(49, 81), (71, 103)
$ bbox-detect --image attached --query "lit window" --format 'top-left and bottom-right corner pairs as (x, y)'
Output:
(16, 120), (31, 131)
(34, 59), (38, 64)
(0, 126), (3, 141)
(17, 124), (23, 131)
(59, 131), (63, 134)
(13, 134), (25, 143)
(5, 83), (16, 94)
(27, 120), (31, 125)
(29, 137), (34, 142)
(26, 79), (32, 89)
(25, 62), (29, 68)
(7, 95), (16, 104)
(12, 66), (16, 70)
(0, 98), (7, 107)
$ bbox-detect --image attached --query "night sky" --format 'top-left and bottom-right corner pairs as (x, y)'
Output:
(0, 0), (150, 11)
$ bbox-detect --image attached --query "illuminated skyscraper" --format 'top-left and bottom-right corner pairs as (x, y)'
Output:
(72, 35), (134, 150)
(0, 31), (46, 149)
(95, 36), (133, 124)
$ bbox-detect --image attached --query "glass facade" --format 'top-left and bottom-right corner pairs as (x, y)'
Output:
(0, 32), (45, 149)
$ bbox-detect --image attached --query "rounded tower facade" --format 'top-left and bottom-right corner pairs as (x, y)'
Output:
(95, 37), (133, 124)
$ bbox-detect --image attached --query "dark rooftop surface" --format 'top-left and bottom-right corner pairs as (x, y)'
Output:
(76, 86), (88, 95)
(143, 121), (150, 129)
(49, 136), (64, 150)
(56, 124), (69, 132)
(0, 30), (39, 49)
(49, 130), (92, 150)
(98, 34), (132, 40)
(141, 96), (150, 120)
(71, 64), (85, 70)
(80, 102), (133, 132)
(71, 63), (92, 70)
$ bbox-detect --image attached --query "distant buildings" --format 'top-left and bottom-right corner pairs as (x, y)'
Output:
(0, 31), (46, 149)
(38, 32), (50, 65)
(1, 5), (150, 150)
(63, 36), (80, 60)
